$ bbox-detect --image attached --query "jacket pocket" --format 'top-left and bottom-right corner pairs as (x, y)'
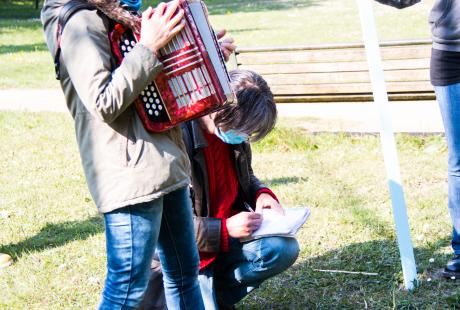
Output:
(125, 116), (144, 168)
(429, 0), (452, 27)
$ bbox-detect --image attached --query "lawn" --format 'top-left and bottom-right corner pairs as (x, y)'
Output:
(0, 0), (435, 89)
(1, 111), (460, 309)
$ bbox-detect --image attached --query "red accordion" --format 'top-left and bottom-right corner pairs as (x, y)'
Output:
(110, 0), (235, 132)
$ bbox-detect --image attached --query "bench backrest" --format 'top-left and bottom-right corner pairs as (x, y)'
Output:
(232, 39), (434, 103)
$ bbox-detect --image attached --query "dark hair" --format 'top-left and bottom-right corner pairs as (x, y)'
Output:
(214, 69), (277, 142)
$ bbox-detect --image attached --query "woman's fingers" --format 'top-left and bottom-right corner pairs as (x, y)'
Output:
(163, 0), (181, 20)
(154, 2), (167, 18)
(167, 8), (184, 30)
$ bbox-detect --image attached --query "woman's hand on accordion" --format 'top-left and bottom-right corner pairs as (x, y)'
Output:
(216, 29), (236, 62)
(139, 0), (185, 55)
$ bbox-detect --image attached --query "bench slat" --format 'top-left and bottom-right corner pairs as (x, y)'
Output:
(262, 69), (429, 85)
(237, 45), (431, 65)
(274, 92), (436, 103)
(238, 58), (430, 74)
(271, 81), (433, 95)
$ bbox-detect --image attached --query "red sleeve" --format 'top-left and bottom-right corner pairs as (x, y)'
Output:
(255, 188), (279, 205)
(220, 219), (230, 252)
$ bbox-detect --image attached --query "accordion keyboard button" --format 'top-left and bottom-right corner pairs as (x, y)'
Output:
(149, 98), (154, 103)
(148, 110), (153, 115)
(146, 104), (150, 109)
(158, 105), (163, 111)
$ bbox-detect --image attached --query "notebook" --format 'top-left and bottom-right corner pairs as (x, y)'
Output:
(240, 207), (311, 242)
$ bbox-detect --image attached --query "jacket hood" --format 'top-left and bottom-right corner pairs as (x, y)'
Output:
(41, 0), (138, 52)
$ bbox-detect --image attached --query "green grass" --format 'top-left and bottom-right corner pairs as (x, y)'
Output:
(1, 0), (434, 89)
(1, 111), (460, 309)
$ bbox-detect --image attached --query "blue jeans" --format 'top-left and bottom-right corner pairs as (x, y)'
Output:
(98, 187), (204, 310)
(435, 83), (460, 255)
(199, 236), (299, 309)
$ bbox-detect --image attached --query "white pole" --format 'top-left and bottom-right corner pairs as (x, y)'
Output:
(355, 0), (418, 290)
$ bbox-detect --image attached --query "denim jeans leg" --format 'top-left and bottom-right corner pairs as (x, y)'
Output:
(99, 200), (163, 310)
(198, 266), (219, 310)
(156, 187), (204, 310)
(213, 236), (299, 307)
(435, 83), (460, 255)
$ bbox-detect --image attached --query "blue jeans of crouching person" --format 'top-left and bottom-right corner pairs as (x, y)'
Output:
(140, 235), (299, 309)
(98, 187), (204, 310)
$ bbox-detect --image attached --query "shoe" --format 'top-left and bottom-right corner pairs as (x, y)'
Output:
(0, 253), (12, 269)
(441, 254), (460, 279)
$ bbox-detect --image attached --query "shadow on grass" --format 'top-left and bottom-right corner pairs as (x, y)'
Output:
(204, 0), (320, 15)
(240, 237), (459, 309)
(0, 216), (104, 259)
(0, 1), (41, 20)
(265, 176), (309, 187)
(0, 43), (47, 54)
(145, 0), (320, 14)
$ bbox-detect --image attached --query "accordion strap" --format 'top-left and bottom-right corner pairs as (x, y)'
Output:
(54, 0), (97, 80)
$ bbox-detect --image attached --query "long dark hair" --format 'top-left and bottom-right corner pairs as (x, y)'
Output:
(214, 70), (277, 142)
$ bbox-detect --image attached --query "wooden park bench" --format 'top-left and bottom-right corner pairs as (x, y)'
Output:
(230, 39), (434, 103)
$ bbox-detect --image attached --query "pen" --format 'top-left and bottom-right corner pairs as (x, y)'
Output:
(243, 202), (255, 213)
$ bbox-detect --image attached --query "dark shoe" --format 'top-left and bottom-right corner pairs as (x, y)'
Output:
(441, 254), (460, 279)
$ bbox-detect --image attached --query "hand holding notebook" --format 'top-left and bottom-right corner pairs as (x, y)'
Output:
(240, 206), (311, 242)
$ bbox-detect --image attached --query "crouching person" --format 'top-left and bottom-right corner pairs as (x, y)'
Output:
(140, 70), (300, 310)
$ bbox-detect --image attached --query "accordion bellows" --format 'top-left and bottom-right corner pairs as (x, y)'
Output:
(110, 0), (236, 132)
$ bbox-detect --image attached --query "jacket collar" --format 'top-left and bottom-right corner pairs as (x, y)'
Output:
(190, 120), (208, 150)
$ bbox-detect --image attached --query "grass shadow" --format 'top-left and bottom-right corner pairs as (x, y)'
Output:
(240, 237), (459, 309)
(0, 1), (42, 19)
(146, 0), (320, 15)
(264, 176), (309, 187)
(0, 43), (48, 54)
(0, 216), (104, 259)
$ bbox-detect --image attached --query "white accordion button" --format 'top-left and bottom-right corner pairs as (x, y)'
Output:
(154, 111), (159, 116)
(131, 41), (136, 46)
(146, 104), (150, 109)
(158, 105), (163, 111)
(121, 45), (126, 51)
(155, 99), (160, 104)
(152, 104), (156, 110)
(141, 91), (145, 96)
(148, 110), (153, 115)
(142, 97), (147, 102)
(153, 92), (158, 98)
(124, 39), (129, 45)
(149, 98), (154, 103)
(146, 91), (151, 96)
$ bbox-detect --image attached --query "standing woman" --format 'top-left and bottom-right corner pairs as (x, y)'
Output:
(41, 0), (206, 308)
(429, 0), (460, 278)
(376, 0), (460, 277)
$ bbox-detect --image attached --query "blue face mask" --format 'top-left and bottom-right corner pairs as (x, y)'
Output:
(214, 127), (249, 144)
(120, 0), (141, 11)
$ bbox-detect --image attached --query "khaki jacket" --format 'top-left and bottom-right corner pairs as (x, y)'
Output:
(41, 0), (191, 213)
